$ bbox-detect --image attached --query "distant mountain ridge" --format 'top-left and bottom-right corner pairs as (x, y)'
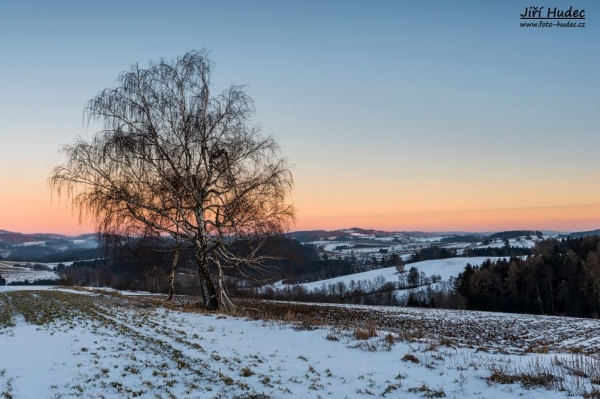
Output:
(0, 230), (95, 243)
(559, 229), (600, 239)
(3, 227), (592, 246)
(0, 229), (99, 262)
(285, 228), (574, 243)
(3, 227), (597, 263)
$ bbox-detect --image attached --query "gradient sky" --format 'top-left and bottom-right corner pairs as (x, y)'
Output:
(1, 1), (599, 235)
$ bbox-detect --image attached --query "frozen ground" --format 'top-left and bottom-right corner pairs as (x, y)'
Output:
(0, 261), (59, 284)
(474, 237), (539, 249)
(1, 288), (599, 398)
(297, 257), (505, 291)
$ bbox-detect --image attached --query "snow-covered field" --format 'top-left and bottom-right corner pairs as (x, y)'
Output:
(0, 261), (59, 284)
(15, 241), (47, 247)
(309, 231), (548, 266)
(297, 257), (505, 291)
(1, 288), (599, 398)
(474, 237), (539, 249)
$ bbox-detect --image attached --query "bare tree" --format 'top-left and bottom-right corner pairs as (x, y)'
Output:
(50, 50), (295, 310)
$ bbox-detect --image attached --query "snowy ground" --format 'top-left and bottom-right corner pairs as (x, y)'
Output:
(1, 288), (599, 398)
(309, 232), (547, 266)
(0, 261), (59, 284)
(297, 257), (505, 291)
(474, 237), (539, 249)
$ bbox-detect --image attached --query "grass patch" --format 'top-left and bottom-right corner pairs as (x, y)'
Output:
(353, 323), (377, 340)
(407, 383), (446, 398)
(402, 354), (419, 364)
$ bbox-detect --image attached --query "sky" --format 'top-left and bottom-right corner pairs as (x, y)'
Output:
(0, 0), (599, 235)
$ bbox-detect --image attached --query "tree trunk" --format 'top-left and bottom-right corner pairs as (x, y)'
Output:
(197, 251), (218, 310)
(535, 283), (544, 315)
(216, 260), (235, 311)
(548, 279), (555, 316)
(167, 250), (180, 301)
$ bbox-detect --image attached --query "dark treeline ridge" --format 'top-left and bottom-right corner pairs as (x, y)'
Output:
(439, 235), (481, 244)
(561, 229), (600, 239)
(488, 230), (542, 240)
(6, 278), (57, 286)
(461, 246), (532, 258)
(407, 244), (531, 262)
(454, 236), (600, 318)
(5, 247), (102, 263)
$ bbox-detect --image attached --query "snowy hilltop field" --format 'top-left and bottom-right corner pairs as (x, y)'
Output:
(1, 287), (600, 398)
(0, 261), (59, 285)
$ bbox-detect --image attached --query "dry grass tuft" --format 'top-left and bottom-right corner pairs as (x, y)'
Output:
(488, 370), (561, 389)
(353, 323), (377, 340)
(383, 333), (395, 346)
(240, 367), (254, 377)
(525, 345), (550, 354)
(584, 388), (600, 398)
(284, 309), (295, 322)
(326, 330), (340, 342)
(402, 354), (419, 364)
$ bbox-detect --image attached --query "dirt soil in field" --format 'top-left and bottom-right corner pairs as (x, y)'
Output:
(136, 294), (600, 357)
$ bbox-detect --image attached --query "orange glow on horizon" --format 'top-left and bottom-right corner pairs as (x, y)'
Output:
(3, 170), (600, 235)
(1, 185), (93, 236)
(293, 203), (600, 233)
(4, 192), (600, 235)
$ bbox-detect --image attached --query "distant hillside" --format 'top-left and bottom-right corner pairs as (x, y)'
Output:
(285, 228), (551, 244)
(0, 230), (70, 244)
(559, 229), (600, 239)
(285, 230), (328, 242)
(0, 229), (98, 262)
(0, 230), (35, 245)
(285, 228), (443, 242)
(74, 233), (98, 240)
(488, 230), (542, 240)
(398, 231), (433, 237)
(439, 235), (483, 244)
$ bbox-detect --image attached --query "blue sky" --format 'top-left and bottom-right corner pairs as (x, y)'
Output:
(0, 1), (598, 233)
